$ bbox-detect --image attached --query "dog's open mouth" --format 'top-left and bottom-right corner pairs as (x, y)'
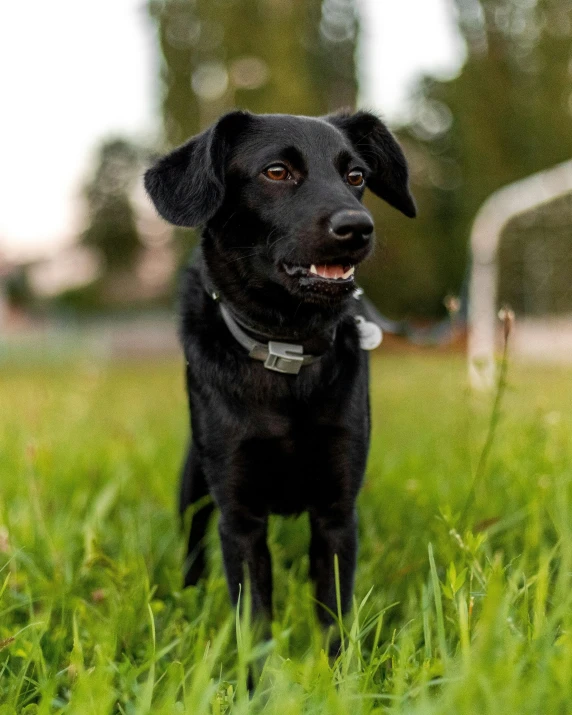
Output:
(283, 263), (355, 282)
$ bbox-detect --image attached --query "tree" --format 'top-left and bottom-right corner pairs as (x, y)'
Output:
(385, 0), (572, 317)
(81, 139), (143, 271)
(148, 0), (358, 145)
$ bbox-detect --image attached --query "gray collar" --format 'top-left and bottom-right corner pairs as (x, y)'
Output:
(218, 302), (319, 375)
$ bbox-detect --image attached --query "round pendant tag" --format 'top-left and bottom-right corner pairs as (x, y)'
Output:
(355, 316), (383, 351)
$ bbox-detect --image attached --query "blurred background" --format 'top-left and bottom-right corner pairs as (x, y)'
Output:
(1, 0), (571, 360)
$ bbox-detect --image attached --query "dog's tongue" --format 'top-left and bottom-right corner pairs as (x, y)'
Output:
(316, 264), (345, 279)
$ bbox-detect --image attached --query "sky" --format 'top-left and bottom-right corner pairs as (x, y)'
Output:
(0, 0), (464, 262)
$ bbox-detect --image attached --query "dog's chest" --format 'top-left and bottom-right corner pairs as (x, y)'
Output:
(247, 433), (324, 515)
(235, 409), (352, 516)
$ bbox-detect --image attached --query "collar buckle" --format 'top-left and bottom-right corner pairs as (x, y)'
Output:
(263, 341), (304, 374)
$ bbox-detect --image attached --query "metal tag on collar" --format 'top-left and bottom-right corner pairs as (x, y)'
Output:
(263, 341), (304, 374)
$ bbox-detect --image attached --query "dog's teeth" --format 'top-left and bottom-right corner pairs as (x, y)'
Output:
(342, 266), (355, 279)
(309, 265), (318, 275)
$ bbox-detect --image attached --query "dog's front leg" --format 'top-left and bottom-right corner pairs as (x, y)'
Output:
(309, 507), (358, 626)
(218, 510), (272, 619)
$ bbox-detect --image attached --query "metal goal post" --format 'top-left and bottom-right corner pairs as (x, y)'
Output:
(468, 160), (572, 389)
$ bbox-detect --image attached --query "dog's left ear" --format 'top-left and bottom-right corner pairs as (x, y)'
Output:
(144, 110), (253, 227)
(327, 110), (416, 218)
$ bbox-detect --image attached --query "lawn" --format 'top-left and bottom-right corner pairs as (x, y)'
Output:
(0, 352), (571, 713)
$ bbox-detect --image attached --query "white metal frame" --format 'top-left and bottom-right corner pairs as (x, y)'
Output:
(468, 159), (572, 389)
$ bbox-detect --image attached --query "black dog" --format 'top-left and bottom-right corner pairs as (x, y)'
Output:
(144, 110), (415, 625)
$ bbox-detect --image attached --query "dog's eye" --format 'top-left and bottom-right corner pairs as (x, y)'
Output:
(346, 169), (365, 187)
(263, 164), (290, 181)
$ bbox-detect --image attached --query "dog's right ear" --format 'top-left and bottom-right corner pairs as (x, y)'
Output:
(144, 110), (252, 227)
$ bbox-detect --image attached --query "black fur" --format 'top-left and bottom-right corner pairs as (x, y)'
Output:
(145, 110), (415, 624)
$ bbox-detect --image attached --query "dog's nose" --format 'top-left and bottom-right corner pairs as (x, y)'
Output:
(329, 210), (374, 241)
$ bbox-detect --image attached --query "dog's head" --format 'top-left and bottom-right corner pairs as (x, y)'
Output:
(145, 110), (415, 306)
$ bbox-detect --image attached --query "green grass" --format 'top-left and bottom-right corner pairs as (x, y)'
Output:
(1, 353), (571, 713)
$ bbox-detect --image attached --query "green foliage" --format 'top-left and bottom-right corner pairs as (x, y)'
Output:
(81, 139), (144, 272)
(1, 355), (572, 711)
(50, 280), (107, 314)
(147, 0), (358, 145)
(381, 0), (572, 316)
(4, 269), (34, 311)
